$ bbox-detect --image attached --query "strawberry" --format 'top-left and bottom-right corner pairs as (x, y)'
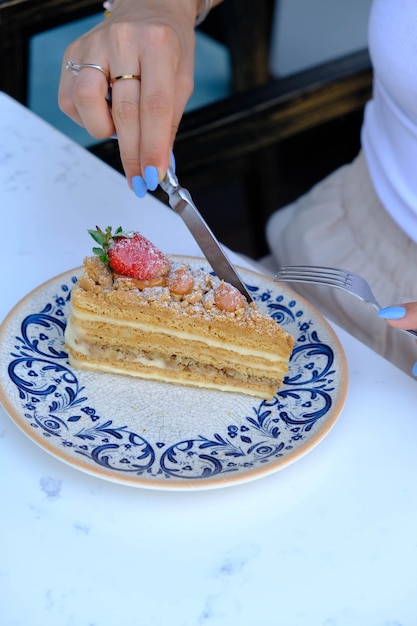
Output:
(88, 226), (169, 280)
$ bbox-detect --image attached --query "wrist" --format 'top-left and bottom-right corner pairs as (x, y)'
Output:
(103, 0), (214, 26)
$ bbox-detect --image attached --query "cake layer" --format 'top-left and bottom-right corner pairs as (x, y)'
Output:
(66, 349), (281, 398)
(65, 319), (288, 380)
(68, 306), (289, 363)
(64, 255), (295, 399)
(67, 309), (289, 370)
(70, 284), (291, 355)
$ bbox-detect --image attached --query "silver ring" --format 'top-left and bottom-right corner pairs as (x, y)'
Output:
(65, 59), (109, 80)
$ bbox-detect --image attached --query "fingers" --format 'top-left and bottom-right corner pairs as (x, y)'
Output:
(378, 302), (417, 376)
(137, 23), (194, 182)
(110, 78), (142, 184)
(62, 72), (114, 138)
(111, 21), (194, 190)
(58, 10), (196, 191)
(58, 43), (114, 138)
(378, 302), (417, 330)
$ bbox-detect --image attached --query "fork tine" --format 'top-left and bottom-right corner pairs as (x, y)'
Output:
(276, 265), (352, 288)
(275, 265), (377, 306)
(277, 265), (348, 277)
(275, 265), (417, 339)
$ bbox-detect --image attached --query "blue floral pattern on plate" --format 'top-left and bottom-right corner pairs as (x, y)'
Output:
(0, 258), (348, 490)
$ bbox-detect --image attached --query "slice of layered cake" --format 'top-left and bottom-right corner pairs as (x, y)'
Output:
(64, 227), (294, 399)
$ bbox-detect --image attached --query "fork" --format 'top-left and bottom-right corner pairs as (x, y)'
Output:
(274, 265), (417, 338)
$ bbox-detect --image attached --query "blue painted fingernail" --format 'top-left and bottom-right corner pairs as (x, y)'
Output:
(412, 362), (417, 377)
(132, 175), (147, 198)
(377, 306), (407, 320)
(170, 150), (176, 173)
(144, 166), (159, 191)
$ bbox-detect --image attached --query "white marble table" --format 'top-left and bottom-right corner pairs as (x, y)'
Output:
(1, 91), (416, 626)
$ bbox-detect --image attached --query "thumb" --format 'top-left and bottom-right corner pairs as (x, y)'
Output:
(377, 302), (417, 331)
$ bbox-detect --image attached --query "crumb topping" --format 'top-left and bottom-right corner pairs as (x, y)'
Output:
(75, 256), (283, 333)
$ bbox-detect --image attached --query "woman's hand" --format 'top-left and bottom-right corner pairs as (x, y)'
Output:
(378, 302), (417, 375)
(58, 0), (199, 192)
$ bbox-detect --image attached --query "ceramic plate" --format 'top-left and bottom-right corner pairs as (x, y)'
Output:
(0, 258), (348, 490)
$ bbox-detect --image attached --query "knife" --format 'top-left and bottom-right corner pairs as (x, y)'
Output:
(160, 167), (253, 303)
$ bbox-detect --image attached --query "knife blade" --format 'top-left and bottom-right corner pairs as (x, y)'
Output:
(160, 167), (253, 303)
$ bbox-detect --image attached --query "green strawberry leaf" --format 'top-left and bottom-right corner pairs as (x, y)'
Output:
(89, 230), (105, 245)
(88, 225), (124, 265)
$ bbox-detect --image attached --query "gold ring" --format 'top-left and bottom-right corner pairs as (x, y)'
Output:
(110, 74), (141, 85)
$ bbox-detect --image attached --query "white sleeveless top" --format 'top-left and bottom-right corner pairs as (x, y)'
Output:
(361, 0), (417, 243)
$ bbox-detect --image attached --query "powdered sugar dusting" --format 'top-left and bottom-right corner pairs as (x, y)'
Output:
(77, 255), (290, 338)
(108, 233), (169, 280)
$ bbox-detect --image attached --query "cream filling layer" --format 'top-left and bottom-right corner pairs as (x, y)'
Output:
(69, 307), (287, 363)
(65, 324), (285, 376)
(65, 324), (168, 368)
(67, 355), (277, 398)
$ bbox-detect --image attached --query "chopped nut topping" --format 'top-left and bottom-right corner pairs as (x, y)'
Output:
(214, 282), (247, 312)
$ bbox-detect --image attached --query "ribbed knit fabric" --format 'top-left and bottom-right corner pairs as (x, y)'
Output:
(362, 0), (417, 243)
